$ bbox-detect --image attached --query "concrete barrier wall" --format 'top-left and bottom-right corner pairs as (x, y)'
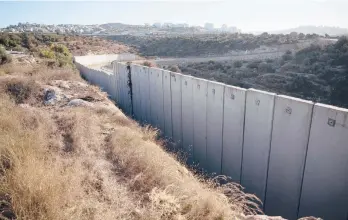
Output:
(76, 55), (348, 220)
(265, 96), (313, 220)
(299, 104), (348, 220)
(242, 89), (276, 203)
(192, 78), (208, 168)
(222, 85), (246, 183)
(170, 72), (183, 150)
(162, 70), (173, 139)
(181, 75), (194, 163)
(206, 81), (224, 174)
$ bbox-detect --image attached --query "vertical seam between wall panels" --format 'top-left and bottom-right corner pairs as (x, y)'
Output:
(205, 83), (208, 171)
(162, 70), (166, 137)
(296, 104), (315, 219)
(239, 90), (247, 184)
(263, 95), (277, 211)
(220, 86), (226, 175)
(190, 80), (194, 162)
(192, 80), (196, 164)
(170, 73), (174, 146)
(148, 68), (151, 125)
(180, 75), (183, 150)
(169, 72), (173, 140)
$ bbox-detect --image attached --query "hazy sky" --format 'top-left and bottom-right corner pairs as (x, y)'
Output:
(0, 0), (347, 32)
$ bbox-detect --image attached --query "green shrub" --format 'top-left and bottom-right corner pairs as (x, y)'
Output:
(56, 53), (72, 67)
(247, 61), (259, 69)
(142, 61), (155, 67)
(169, 65), (181, 73)
(50, 44), (70, 57)
(233, 60), (242, 68)
(12, 45), (25, 52)
(40, 49), (56, 59)
(0, 46), (12, 65)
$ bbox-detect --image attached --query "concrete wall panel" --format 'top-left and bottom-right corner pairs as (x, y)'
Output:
(149, 68), (164, 129)
(154, 68), (165, 132)
(131, 65), (140, 120)
(141, 66), (151, 124)
(222, 85), (246, 182)
(241, 89), (275, 203)
(265, 95), (313, 219)
(115, 62), (121, 106)
(206, 81), (225, 174)
(192, 78), (208, 168)
(149, 68), (157, 126)
(162, 70), (173, 138)
(299, 104), (348, 220)
(118, 63), (125, 111)
(181, 75), (194, 162)
(170, 72), (183, 149)
(119, 63), (130, 114)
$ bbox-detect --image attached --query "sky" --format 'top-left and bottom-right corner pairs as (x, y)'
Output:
(0, 0), (347, 32)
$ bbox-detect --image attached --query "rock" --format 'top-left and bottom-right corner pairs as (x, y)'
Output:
(43, 88), (57, 105)
(67, 99), (93, 107)
(55, 80), (70, 89)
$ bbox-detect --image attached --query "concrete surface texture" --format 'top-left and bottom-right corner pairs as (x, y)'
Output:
(206, 81), (224, 174)
(181, 75), (194, 164)
(265, 95), (314, 220)
(192, 77), (208, 169)
(221, 85), (247, 183)
(75, 55), (348, 220)
(242, 89), (276, 203)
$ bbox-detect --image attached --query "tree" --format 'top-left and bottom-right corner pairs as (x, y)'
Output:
(233, 60), (242, 68)
(0, 46), (12, 65)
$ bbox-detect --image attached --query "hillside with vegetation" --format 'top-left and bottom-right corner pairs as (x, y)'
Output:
(0, 33), (277, 220)
(164, 37), (348, 108)
(107, 33), (323, 57)
(0, 32), (133, 56)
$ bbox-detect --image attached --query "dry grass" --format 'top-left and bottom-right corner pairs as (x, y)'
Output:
(106, 125), (261, 220)
(0, 61), (261, 220)
(0, 61), (81, 83)
(0, 77), (41, 104)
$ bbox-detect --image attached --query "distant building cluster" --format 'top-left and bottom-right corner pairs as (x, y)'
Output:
(204, 23), (240, 33)
(0, 22), (106, 35)
(0, 22), (241, 36)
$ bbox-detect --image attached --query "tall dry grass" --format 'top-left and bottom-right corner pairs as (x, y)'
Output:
(106, 120), (261, 219)
(0, 96), (145, 220)
(0, 61), (261, 220)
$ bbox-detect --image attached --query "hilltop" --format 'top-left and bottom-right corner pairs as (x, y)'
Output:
(270, 25), (348, 36)
(0, 32), (133, 57)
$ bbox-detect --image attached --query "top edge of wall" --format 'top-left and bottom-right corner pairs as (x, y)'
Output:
(315, 103), (348, 112)
(248, 88), (277, 96)
(192, 77), (210, 83)
(170, 71), (184, 76)
(277, 95), (314, 104)
(225, 84), (247, 91)
(206, 80), (226, 86)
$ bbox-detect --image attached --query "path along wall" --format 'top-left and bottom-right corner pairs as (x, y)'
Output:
(75, 56), (348, 220)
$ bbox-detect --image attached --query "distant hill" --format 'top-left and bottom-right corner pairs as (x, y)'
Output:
(270, 26), (348, 36)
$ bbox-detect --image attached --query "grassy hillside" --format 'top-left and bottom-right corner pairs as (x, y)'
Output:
(167, 37), (348, 108)
(0, 37), (262, 220)
(0, 32), (133, 56)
